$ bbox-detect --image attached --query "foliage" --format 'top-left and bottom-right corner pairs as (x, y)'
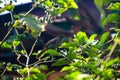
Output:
(0, 0), (120, 80)
(0, 0), (78, 79)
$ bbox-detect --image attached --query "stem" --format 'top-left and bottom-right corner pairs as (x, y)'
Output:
(28, 39), (38, 56)
(26, 56), (30, 77)
(0, 11), (14, 46)
(29, 32), (41, 56)
(30, 57), (56, 69)
(0, 67), (7, 76)
(24, 4), (36, 16)
(10, 12), (14, 23)
(96, 39), (118, 80)
(15, 29), (28, 55)
(0, 27), (13, 46)
(13, 46), (25, 66)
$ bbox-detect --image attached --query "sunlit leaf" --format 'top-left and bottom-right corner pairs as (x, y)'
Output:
(38, 65), (49, 71)
(12, 40), (20, 46)
(105, 57), (120, 67)
(0, 42), (12, 49)
(89, 34), (97, 43)
(61, 66), (75, 72)
(30, 67), (41, 73)
(45, 49), (60, 56)
(102, 13), (120, 26)
(18, 68), (28, 75)
(100, 32), (109, 44)
(52, 59), (69, 66)
(69, 1), (78, 9)
(25, 73), (46, 80)
(4, 4), (14, 11)
(75, 31), (88, 44)
(108, 2), (120, 10)
(65, 71), (81, 80)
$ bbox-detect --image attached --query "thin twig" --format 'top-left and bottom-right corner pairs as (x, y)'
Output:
(31, 58), (56, 69)
(0, 11), (14, 46)
(28, 39), (38, 56)
(13, 46), (26, 66)
(96, 39), (119, 80)
(0, 67), (7, 76)
(17, 54), (26, 66)
(15, 29), (28, 55)
(29, 32), (41, 56)
(24, 7), (34, 16)
(0, 27), (13, 46)
(29, 56), (56, 67)
(26, 56), (30, 77)
(10, 12), (14, 23)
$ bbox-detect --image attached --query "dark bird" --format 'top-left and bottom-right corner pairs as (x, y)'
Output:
(37, 35), (64, 58)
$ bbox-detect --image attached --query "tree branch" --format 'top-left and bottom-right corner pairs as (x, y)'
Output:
(96, 39), (119, 80)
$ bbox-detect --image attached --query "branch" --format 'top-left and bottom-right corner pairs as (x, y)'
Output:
(15, 29), (28, 55)
(17, 54), (26, 66)
(0, 11), (14, 46)
(13, 46), (25, 66)
(96, 39), (119, 80)
(30, 57), (56, 68)
(0, 67), (7, 76)
(0, 27), (13, 47)
(28, 32), (41, 56)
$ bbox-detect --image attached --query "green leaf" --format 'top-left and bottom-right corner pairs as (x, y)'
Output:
(61, 66), (75, 72)
(6, 36), (17, 43)
(0, 42), (12, 49)
(56, 77), (64, 80)
(100, 32), (109, 44)
(89, 34), (97, 43)
(108, 2), (120, 10)
(18, 68), (28, 75)
(20, 15), (46, 38)
(44, 0), (52, 7)
(69, 1), (78, 9)
(105, 57), (120, 67)
(52, 59), (69, 66)
(4, 4), (14, 11)
(103, 0), (112, 4)
(45, 49), (61, 56)
(102, 13), (120, 26)
(45, 0), (78, 16)
(51, 8), (67, 16)
(30, 67), (41, 73)
(38, 65), (49, 71)
(75, 31), (88, 45)
(25, 73), (46, 80)
(12, 40), (20, 46)
(65, 71), (81, 80)
(67, 52), (76, 60)
(0, 8), (5, 13)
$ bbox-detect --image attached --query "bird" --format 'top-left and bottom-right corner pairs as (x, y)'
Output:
(37, 35), (64, 58)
